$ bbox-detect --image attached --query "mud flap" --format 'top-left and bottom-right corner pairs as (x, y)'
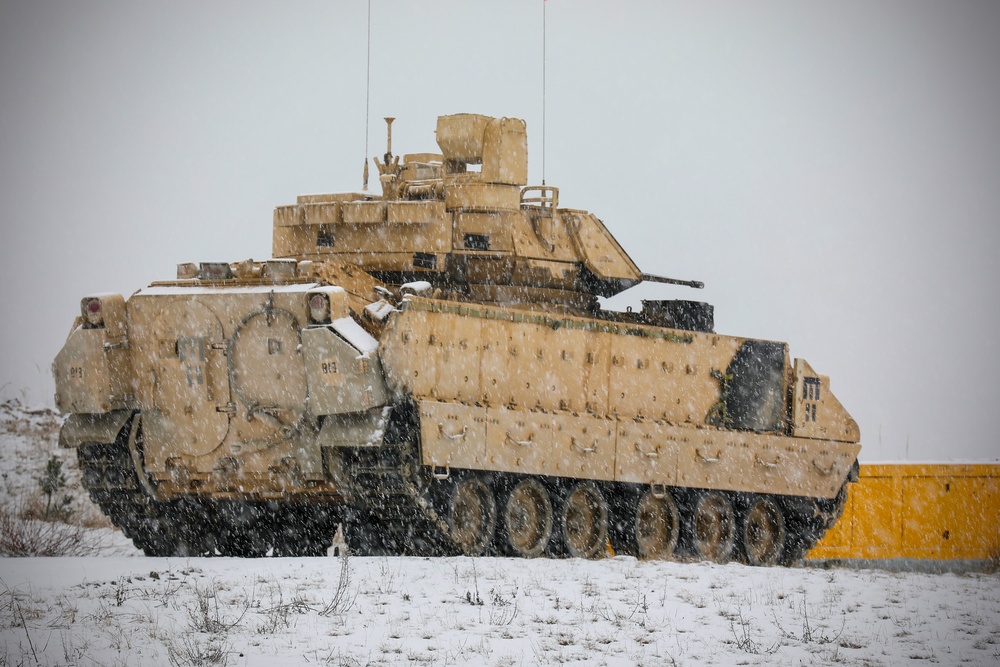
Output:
(59, 410), (132, 448)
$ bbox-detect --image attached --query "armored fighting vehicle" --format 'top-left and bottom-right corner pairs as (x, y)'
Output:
(53, 113), (860, 564)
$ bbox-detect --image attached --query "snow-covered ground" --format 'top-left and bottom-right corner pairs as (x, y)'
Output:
(4, 554), (1000, 666)
(2, 401), (999, 666)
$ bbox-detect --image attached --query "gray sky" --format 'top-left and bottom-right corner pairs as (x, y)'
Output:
(2, 1), (998, 462)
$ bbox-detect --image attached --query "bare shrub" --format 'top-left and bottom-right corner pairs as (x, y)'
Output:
(1, 582), (41, 665)
(252, 553), (354, 631)
(165, 635), (233, 667)
(320, 551), (356, 616)
(375, 556), (399, 594)
(184, 581), (249, 635)
(257, 583), (312, 633)
(770, 593), (845, 645)
(596, 589), (648, 628)
(729, 606), (778, 655)
(111, 577), (132, 607)
(488, 587), (519, 625)
(0, 504), (91, 556)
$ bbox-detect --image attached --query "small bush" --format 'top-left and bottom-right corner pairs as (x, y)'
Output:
(37, 456), (73, 521)
(0, 505), (90, 557)
(184, 582), (248, 635)
(166, 635), (233, 667)
(320, 551), (356, 616)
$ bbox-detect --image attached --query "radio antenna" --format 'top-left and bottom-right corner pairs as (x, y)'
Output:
(542, 0), (547, 185)
(362, 0), (372, 191)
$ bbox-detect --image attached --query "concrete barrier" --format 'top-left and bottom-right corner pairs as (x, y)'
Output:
(809, 463), (1000, 561)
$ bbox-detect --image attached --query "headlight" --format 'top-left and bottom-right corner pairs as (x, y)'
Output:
(81, 297), (104, 328)
(308, 293), (331, 323)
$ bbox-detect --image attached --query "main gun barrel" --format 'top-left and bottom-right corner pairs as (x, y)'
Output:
(640, 272), (704, 289)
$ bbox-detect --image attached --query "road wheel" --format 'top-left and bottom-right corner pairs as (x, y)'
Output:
(740, 496), (786, 566)
(633, 489), (680, 560)
(690, 491), (736, 563)
(560, 481), (609, 559)
(500, 478), (553, 557)
(448, 476), (496, 555)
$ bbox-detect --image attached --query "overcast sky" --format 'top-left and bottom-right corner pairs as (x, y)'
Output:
(2, 1), (998, 462)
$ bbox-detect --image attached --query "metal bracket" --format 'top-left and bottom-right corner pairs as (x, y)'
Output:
(695, 448), (720, 463)
(439, 424), (468, 441)
(755, 454), (781, 469)
(506, 432), (534, 447)
(636, 442), (660, 459)
(812, 459), (835, 476)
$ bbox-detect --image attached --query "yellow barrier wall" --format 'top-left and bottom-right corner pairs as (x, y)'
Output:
(809, 464), (1000, 560)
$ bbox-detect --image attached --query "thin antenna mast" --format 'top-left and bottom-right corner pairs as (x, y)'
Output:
(362, 0), (372, 190)
(542, 0), (546, 185)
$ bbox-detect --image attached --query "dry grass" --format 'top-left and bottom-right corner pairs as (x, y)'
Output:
(0, 504), (92, 557)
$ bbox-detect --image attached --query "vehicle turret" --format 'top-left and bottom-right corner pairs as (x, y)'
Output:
(273, 113), (655, 309)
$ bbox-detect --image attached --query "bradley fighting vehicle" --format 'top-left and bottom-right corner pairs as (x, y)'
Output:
(53, 114), (860, 564)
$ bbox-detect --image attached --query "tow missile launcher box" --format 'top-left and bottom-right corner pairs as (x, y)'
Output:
(53, 113), (860, 564)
